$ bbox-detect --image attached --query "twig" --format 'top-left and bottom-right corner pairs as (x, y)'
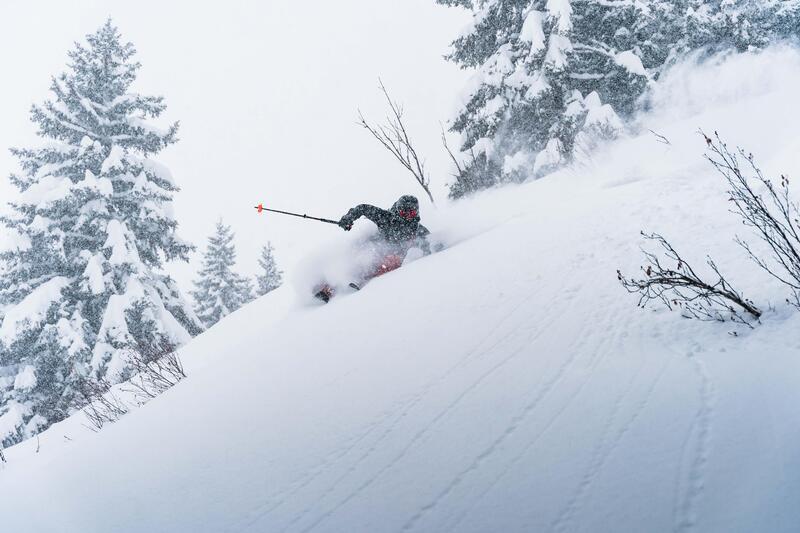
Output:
(618, 232), (761, 327)
(121, 338), (186, 403)
(648, 129), (671, 145)
(441, 123), (465, 178)
(358, 79), (435, 204)
(73, 374), (129, 431)
(702, 130), (800, 308)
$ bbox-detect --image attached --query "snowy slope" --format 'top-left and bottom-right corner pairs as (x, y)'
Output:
(2, 48), (800, 533)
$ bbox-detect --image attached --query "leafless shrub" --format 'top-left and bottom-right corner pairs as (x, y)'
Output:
(703, 131), (800, 308)
(0, 447), (6, 463)
(358, 80), (435, 204)
(71, 339), (185, 430)
(73, 374), (130, 431)
(618, 232), (761, 327)
(122, 338), (186, 403)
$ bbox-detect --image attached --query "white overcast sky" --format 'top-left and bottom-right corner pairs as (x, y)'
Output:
(0, 0), (470, 292)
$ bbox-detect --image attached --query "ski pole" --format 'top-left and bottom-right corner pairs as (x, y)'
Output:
(254, 203), (340, 225)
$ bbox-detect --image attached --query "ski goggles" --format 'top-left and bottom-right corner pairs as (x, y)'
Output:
(398, 209), (417, 219)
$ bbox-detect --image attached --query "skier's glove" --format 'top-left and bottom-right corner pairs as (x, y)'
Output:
(338, 217), (353, 231)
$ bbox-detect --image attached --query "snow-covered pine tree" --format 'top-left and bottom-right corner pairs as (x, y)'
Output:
(778, 0), (800, 32)
(438, 0), (650, 197)
(0, 20), (203, 446)
(191, 221), (254, 328)
(677, 0), (800, 54)
(255, 243), (283, 297)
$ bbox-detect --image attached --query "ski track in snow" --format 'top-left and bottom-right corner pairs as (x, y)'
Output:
(297, 307), (564, 533)
(297, 255), (591, 533)
(233, 394), (410, 532)
(439, 297), (621, 532)
(673, 353), (715, 533)
(446, 298), (652, 531)
(241, 281), (553, 532)
(549, 348), (648, 533)
(399, 273), (603, 532)
(551, 350), (673, 533)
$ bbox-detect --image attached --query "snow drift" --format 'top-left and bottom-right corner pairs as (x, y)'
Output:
(2, 47), (800, 533)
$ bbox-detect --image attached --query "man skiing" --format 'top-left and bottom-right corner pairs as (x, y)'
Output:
(314, 195), (430, 302)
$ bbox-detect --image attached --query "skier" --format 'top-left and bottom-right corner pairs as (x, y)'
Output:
(314, 195), (430, 302)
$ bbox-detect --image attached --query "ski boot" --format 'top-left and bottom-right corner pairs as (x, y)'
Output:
(313, 285), (334, 303)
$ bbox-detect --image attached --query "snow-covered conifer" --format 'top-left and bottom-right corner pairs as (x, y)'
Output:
(255, 243), (283, 297)
(677, 0), (800, 53)
(438, 0), (651, 197)
(0, 20), (202, 446)
(191, 221), (254, 328)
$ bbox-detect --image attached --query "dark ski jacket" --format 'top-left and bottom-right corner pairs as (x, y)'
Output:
(339, 204), (431, 254)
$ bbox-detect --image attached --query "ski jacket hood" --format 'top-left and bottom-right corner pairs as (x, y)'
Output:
(389, 195), (420, 221)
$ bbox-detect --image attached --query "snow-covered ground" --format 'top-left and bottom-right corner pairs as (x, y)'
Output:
(2, 48), (800, 532)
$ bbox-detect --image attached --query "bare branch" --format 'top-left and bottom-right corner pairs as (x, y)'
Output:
(70, 338), (186, 431)
(702, 131), (800, 307)
(358, 80), (435, 204)
(618, 232), (761, 327)
(648, 129), (671, 145)
(72, 374), (130, 431)
(441, 124), (465, 178)
(122, 339), (186, 403)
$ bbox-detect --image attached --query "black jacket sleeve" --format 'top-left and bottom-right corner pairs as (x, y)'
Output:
(341, 204), (391, 227)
